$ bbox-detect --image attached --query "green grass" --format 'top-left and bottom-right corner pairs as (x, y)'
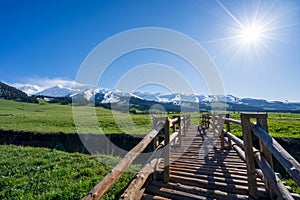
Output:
(0, 99), (152, 134)
(283, 179), (300, 194)
(226, 113), (300, 138)
(1, 100), (300, 197)
(0, 99), (299, 138)
(0, 145), (139, 200)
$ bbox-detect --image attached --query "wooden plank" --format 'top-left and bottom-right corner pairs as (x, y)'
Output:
(146, 184), (205, 200)
(292, 193), (300, 200)
(225, 118), (242, 126)
(170, 174), (268, 198)
(221, 129), (225, 149)
(170, 163), (250, 176)
(225, 114), (232, 147)
(170, 117), (179, 124)
(148, 181), (252, 200)
(256, 116), (273, 169)
(142, 194), (172, 200)
(173, 157), (246, 164)
(122, 124), (282, 200)
(163, 119), (170, 183)
(171, 153), (243, 159)
(170, 170), (261, 187)
(254, 151), (294, 200)
(253, 125), (300, 186)
(170, 164), (248, 175)
(241, 114), (259, 199)
(121, 149), (163, 200)
(256, 115), (275, 198)
(171, 160), (248, 169)
(178, 116), (182, 147)
(224, 130), (244, 149)
(224, 137), (265, 182)
(170, 166), (264, 183)
(82, 123), (164, 200)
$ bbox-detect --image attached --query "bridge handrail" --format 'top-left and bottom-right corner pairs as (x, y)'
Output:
(253, 125), (300, 186)
(83, 115), (190, 200)
(202, 113), (300, 200)
(82, 122), (164, 200)
(224, 117), (242, 126)
(223, 128), (294, 199)
(121, 115), (190, 200)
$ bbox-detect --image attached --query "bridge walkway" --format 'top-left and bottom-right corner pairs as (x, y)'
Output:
(142, 126), (269, 200)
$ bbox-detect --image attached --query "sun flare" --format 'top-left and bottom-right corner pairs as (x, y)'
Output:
(240, 25), (262, 43)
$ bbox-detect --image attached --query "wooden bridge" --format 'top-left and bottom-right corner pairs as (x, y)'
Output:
(83, 114), (300, 200)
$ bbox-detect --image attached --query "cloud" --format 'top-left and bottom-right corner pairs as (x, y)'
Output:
(26, 77), (79, 89)
(9, 77), (87, 95)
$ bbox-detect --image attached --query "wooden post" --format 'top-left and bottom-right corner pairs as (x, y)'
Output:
(182, 116), (186, 137)
(152, 117), (159, 151)
(241, 114), (258, 199)
(204, 114), (207, 129)
(212, 115), (217, 133)
(203, 114), (208, 129)
(178, 116), (182, 147)
(206, 115), (209, 129)
(220, 115), (225, 150)
(172, 116), (176, 133)
(221, 129), (225, 150)
(207, 115), (211, 129)
(163, 118), (170, 183)
(210, 115), (214, 132)
(226, 114), (232, 148)
(256, 114), (275, 199)
(256, 114), (273, 168)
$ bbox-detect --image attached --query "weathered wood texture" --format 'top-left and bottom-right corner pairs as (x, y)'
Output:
(163, 119), (170, 183)
(253, 125), (300, 186)
(140, 126), (269, 200)
(91, 113), (300, 200)
(82, 122), (164, 200)
(241, 114), (259, 199)
(225, 118), (242, 126)
(254, 152), (294, 200)
(223, 113), (299, 200)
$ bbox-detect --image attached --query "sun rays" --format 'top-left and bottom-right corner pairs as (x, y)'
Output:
(239, 24), (263, 43)
(202, 0), (294, 66)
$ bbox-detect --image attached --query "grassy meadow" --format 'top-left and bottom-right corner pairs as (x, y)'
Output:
(0, 99), (299, 138)
(0, 145), (139, 200)
(1, 99), (300, 197)
(0, 99), (152, 134)
(225, 113), (300, 138)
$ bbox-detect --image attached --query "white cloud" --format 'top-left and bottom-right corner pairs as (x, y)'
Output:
(9, 77), (88, 95)
(26, 77), (79, 89)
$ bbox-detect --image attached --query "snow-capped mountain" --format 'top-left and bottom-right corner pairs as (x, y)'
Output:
(11, 84), (43, 96)
(11, 82), (300, 112)
(36, 85), (74, 97)
(133, 91), (162, 102)
(159, 93), (200, 104)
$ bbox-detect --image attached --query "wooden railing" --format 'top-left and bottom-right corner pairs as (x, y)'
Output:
(83, 115), (190, 200)
(203, 113), (300, 200)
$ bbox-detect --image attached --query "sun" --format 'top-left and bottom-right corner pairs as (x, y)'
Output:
(207, 0), (281, 64)
(240, 25), (263, 43)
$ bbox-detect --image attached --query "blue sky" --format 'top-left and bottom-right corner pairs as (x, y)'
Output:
(0, 0), (300, 101)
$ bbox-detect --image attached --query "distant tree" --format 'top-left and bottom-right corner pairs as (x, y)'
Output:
(0, 82), (38, 103)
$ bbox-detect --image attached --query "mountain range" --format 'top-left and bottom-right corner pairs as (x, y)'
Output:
(10, 82), (300, 113)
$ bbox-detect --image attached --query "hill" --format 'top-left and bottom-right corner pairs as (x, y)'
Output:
(0, 82), (37, 103)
